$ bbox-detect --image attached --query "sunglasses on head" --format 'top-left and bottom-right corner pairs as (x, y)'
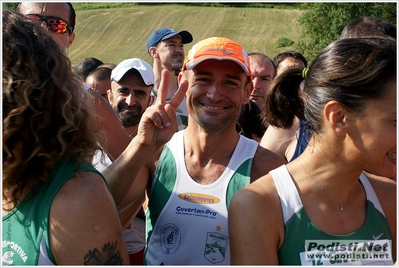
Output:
(26, 14), (72, 34)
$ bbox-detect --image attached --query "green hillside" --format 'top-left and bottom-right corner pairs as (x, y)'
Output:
(69, 4), (303, 65)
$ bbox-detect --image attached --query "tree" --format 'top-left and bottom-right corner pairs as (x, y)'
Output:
(295, 2), (396, 62)
(2, 2), (18, 10)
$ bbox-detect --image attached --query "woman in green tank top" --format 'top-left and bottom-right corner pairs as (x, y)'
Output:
(229, 36), (396, 265)
(2, 10), (129, 265)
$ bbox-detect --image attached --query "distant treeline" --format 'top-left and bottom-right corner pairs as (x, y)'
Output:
(2, 2), (395, 62)
(2, 2), (303, 11)
(140, 3), (303, 9)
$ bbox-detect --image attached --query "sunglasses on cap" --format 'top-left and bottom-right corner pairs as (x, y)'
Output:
(26, 14), (72, 34)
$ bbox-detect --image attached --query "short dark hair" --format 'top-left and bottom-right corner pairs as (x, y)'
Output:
(340, 16), (396, 39)
(273, 51), (308, 69)
(74, 57), (104, 80)
(236, 100), (266, 139)
(248, 52), (276, 78)
(67, 2), (76, 33)
(86, 67), (112, 82)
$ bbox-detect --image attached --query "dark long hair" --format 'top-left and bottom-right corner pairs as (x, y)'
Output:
(264, 37), (396, 133)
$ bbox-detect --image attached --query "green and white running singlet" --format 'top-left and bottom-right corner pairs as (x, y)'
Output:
(270, 165), (393, 266)
(145, 130), (258, 265)
(2, 156), (106, 266)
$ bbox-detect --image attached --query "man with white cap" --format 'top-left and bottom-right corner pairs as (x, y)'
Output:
(147, 27), (193, 130)
(93, 58), (154, 171)
(92, 58), (154, 265)
(105, 37), (286, 265)
(109, 58), (155, 265)
(109, 58), (155, 137)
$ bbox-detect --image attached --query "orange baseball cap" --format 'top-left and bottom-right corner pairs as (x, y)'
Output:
(182, 37), (251, 77)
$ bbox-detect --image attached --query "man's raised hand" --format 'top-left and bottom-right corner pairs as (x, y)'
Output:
(137, 69), (188, 149)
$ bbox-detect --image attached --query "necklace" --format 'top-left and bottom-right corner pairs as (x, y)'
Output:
(299, 160), (354, 212)
(128, 129), (136, 138)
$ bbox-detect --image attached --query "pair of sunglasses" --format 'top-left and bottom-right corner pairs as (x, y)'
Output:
(26, 14), (72, 34)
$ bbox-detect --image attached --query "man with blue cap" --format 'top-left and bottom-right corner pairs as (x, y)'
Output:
(147, 28), (193, 130)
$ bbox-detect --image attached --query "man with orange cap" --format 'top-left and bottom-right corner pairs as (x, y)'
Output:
(104, 37), (286, 265)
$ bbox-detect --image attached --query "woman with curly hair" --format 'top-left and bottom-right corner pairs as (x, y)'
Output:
(2, 10), (129, 265)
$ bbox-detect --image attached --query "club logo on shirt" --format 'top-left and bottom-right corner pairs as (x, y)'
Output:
(204, 232), (228, 264)
(178, 193), (220, 204)
(2, 240), (28, 264)
(160, 224), (181, 255)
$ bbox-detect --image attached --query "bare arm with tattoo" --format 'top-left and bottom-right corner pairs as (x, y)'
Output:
(49, 171), (129, 264)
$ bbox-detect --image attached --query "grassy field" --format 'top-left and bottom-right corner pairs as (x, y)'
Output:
(69, 4), (303, 65)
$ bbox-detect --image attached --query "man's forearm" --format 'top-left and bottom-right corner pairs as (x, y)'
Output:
(103, 137), (155, 207)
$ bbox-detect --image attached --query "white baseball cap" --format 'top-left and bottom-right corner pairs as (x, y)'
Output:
(111, 58), (154, 86)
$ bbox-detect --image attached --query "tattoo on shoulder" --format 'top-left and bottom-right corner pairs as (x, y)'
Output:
(83, 241), (124, 265)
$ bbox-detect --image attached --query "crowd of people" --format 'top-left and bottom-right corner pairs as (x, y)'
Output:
(2, 2), (396, 266)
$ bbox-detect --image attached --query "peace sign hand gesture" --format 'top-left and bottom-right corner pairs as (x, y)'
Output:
(105, 69), (188, 207)
(136, 69), (188, 151)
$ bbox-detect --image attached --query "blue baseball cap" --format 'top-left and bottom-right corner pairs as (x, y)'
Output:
(147, 28), (193, 54)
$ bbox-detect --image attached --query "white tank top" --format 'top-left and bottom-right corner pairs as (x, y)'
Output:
(145, 131), (258, 265)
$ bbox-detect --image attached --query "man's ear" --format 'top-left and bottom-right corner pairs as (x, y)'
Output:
(178, 71), (186, 84)
(324, 100), (347, 136)
(149, 47), (158, 58)
(148, 95), (155, 106)
(243, 79), (253, 104)
(107, 89), (113, 104)
(66, 32), (75, 49)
